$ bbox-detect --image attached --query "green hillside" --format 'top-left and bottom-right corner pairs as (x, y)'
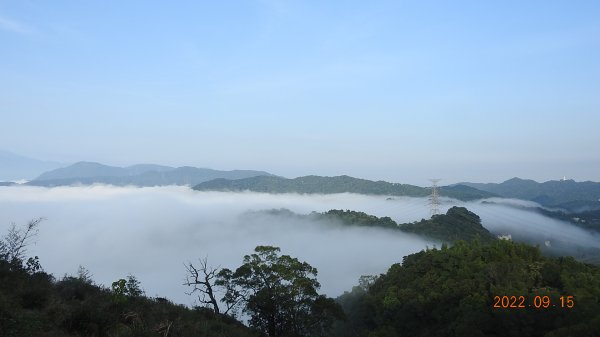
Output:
(258, 207), (495, 243)
(195, 175), (496, 201)
(334, 239), (600, 337)
(317, 209), (399, 230)
(0, 261), (260, 337)
(399, 207), (496, 243)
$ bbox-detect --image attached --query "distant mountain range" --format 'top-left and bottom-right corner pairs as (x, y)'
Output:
(27, 161), (274, 187)
(4, 150), (599, 210)
(461, 177), (600, 212)
(0, 150), (64, 181)
(193, 175), (496, 201)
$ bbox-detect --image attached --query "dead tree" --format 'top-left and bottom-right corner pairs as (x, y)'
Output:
(184, 257), (221, 314)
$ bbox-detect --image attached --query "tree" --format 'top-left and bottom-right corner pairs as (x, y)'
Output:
(111, 274), (144, 303)
(76, 265), (93, 284)
(0, 217), (44, 271)
(125, 274), (144, 297)
(184, 257), (223, 314)
(218, 246), (343, 337)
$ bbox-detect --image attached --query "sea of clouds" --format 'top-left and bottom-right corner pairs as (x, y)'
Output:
(0, 186), (598, 306)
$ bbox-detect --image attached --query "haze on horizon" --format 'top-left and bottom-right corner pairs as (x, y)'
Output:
(1, 1), (599, 185)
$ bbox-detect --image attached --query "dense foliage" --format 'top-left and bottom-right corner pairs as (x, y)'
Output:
(334, 239), (600, 337)
(215, 246), (344, 337)
(194, 175), (495, 201)
(399, 206), (496, 243)
(316, 209), (398, 229)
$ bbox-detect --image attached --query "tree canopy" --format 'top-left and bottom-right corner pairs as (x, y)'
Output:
(333, 239), (600, 337)
(216, 246), (344, 337)
(399, 206), (496, 243)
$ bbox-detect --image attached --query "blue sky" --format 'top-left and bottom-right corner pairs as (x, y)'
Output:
(1, 0), (599, 184)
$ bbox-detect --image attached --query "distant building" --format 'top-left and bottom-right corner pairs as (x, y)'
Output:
(497, 234), (512, 240)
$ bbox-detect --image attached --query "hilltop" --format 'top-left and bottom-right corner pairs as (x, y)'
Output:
(399, 206), (496, 243)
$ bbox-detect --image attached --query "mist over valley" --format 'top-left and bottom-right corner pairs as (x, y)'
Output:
(1, 185), (598, 306)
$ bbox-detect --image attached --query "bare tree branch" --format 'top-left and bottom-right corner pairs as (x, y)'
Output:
(183, 257), (221, 314)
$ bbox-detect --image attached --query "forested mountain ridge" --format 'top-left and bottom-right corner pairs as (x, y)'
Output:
(255, 207), (495, 243)
(194, 175), (496, 201)
(28, 161), (273, 187)
(333, 239), (600, 337)
(462, 177), (600, 212)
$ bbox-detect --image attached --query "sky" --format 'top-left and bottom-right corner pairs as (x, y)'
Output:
(1, 0), (600, 185)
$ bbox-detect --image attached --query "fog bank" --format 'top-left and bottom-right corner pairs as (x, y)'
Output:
(0, 186), (435, 305)
(1, 186), (598, 306)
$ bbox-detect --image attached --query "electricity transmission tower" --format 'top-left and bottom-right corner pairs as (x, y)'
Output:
(429, 179), (441, 217)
